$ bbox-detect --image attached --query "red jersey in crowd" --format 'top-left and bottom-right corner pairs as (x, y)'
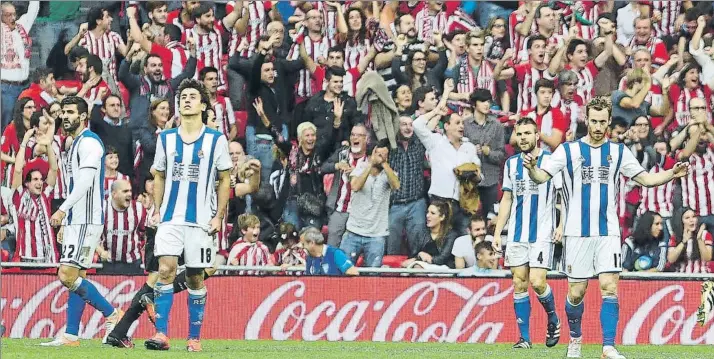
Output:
(398, 1), (425, 18)
(167, 8), (194, 32)
(103, 172), (129, 200)
(228, 238), (273, 275)
(508, 10), (536, 55)
(344, 38), (371, 72)
(78, 30), (125, 82)
(669, 84), (713, 128)
(680, 145), (714, 218)
(288, 34), (332, 100)
(668, 231), (713, 273)
(456, 58), (497, 105)
(415, 6), (447, 44)
(150, 41), (191, 80)
(1, 123), (33, 188)
(638, 155), (676, 218)
(651, 0), (683, 38)
(212, 95), (236, 139)
(312, 65), (362, 97)
(334, 154), (369, 213)
(226, 1), (270, 58)
(11, 186), (57, 263)
(551, 90), (584, 132)
(565, 60), (599, 102)
(184, 23), (227, 90)
(519, 106), (568, 151)
(25, 135), (66, 200)
(102, 199), (146, 263)
(18, 83), (55, 110)
(619, 77), (666, 128)
(514, 62), (554, 112)
(628, 36), (669, 68)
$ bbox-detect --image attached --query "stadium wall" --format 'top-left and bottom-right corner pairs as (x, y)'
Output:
(2, 274), (712, 345)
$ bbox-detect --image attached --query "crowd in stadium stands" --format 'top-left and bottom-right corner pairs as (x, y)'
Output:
(2, 0), (714, 276)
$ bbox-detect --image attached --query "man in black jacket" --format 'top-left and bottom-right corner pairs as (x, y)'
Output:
(90, 94), (134, 177)
(238, 33), (304, 182)
(302, 66), (362, 161)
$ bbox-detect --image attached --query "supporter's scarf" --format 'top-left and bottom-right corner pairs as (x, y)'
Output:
(1, 22), (32, 68)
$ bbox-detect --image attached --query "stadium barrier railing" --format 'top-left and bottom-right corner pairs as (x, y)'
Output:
(2, 262), (712, 345)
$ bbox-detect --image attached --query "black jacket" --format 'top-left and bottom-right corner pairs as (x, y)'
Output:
(89, 108), (134, 177)
(302, 91), (362, 161)
(409, 228), (459, 268)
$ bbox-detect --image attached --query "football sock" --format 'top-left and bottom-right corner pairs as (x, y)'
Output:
(70, 277), (114, 317)
(601, 296), (619, 347)
(153, 282), (174, 335)
(513, 292), (531, 342)
(187, 287), (207, 340)
(65, 292), (86, 338)
(565, 296), (584, 338)
(537, 284), (558, 324)
(173, 270), (210, 294)
(111, 283), (153, 338)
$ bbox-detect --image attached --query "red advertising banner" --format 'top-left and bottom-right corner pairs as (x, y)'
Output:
(1, 274), (712, 344)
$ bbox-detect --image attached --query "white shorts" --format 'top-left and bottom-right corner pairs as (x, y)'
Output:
(505, 240), (555, 270)
(154, 223), (216, 268)
(563, 235), (622, 282)
(60, 224), (104, 269)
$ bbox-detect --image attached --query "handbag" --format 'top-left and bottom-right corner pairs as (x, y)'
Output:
(295, 168), (325, 218)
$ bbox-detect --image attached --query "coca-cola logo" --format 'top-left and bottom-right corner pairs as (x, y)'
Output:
(246, 280), (512, 343)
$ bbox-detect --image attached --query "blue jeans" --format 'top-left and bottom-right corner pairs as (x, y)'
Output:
(246, 124), (288, 184)
(1, 83), (24, 127)
(475, 2), (513, 28)
(283, 199), (324, 231)
(31, 21), (79, 65)
(340, 231), (385, 267)
(388, 198), (427, 255)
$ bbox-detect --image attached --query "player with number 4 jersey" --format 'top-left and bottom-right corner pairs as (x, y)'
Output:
(524, 97), (689, 359)
(493, 118), (563, 350)
(145, 79), (232, 352)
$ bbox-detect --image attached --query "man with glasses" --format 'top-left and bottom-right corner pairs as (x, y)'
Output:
(552, 70), (584, 136)
(322, 124), (369, 247)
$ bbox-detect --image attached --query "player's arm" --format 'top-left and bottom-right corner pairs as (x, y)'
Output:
(58, 140), (102, 214)
(214, 137), (234, 224)
(632, 161), (688, 188)
(526, 164), (553, 184)
(215, 170), (231, 221)
(152, 168), (165, 212)
(492, 191), (512, 252)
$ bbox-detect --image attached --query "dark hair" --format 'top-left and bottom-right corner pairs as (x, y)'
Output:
(176, 79), (210, 124)
(534, 78), (555, 93)
(678, 62), (702, 87)
(144, 53), (163, 66)
(610, 117), (628, 129)
(566, 39), (589, 58)
(86, 7), (106, 31)
(61, 96), (90, 118)
(29, 111), (43, 129)
(103, 93), (123, 107)
(470, 89), (492, 105)
(106, 145), (119, 156)
(586, 96), (612, 120)
(325, 66), (346, 81)
(405, 49), (428, 88)
(32, 67), (54, 85)
(86, 54), (103, 76)
(374, 138), (390, 151)
(327, 45), (345, 58)
(146, 1), (168, 14)
(198, 66), (219, 81)
(345, 6), (368, 44)
(429, 199), (453, 248)
(470, 215), (486, 225)
(475, 241), (493, 256)
(191, 2), (213, 22)
(671, 207), (701, 261)
(68, 46), (90, 64)
(515, 117), (538, 130)
(13, 98), (34, 143)
(164, 24), (182, 42)
(632, 211), (662, 246)
(527, 34), (547, 50)
(413, 86), (435, 108)
(684, 7), (701, 22)
(535, 3), (549, 18)
(23, 169), (44, 185)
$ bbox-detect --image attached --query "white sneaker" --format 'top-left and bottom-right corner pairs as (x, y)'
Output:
(566, 337), (582, 358)
(102, 308), (124, 344)
(601, 347), (626, 359)
(40, 334), (80, 347)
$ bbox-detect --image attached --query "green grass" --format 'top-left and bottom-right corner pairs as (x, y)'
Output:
(1, 339), (710, 359)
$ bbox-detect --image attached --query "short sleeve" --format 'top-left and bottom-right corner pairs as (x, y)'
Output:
(78, 138), (104, 169)
(225, 101), (236, 126)
(214, 135), (233, 171)
(333, 248), (355, 274)
(618, 144), (646, 179)
(612, 91), (627, 108)
(350, 160), (370, 178)
(111, 32), (126, 48)
(152, 134), (167, 172)
(552, 171), (563, 190)
(514, 63), (527, 82)
(586, 60), (600, 76)
(552, 109), (568, 133)
(502, 159), (513, 192)
(540, 143), (568, 178)
(451, 235), (472, 257)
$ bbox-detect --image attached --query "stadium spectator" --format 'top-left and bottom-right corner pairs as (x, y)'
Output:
(387, 115), (427, 255)
(282, 122), (325, 230)
(393, 84), (414, 115)
(1, 98), (35, 187)
(98, 179), (146, 275)
(199, 67), (237, 140)
(402, 200), (459, 269)
(227, 214), (274, 275)
(667, 208), (713, 273)
(340, 139), (400, 268)
(1, 1), (40, 127)
(484, 16), (509, 63)
(322, 124), (369, 247)
(392, 34), (447, 93)
(629, 17), (670, 68)
(273, 222), (306, 270)
(611, 69), (670, 126)
(458, 241), (499, 276)
(288, 8), (332, 102)
(514, 79), (567, 152)
(102, 146), (129, 200)
(622, 211), (667, 272)
(18, 67), (60, 111)
(303, 226), (358, 276)
(167, 0), (199, 31)
(637, 139), (677, 240)
(665, 63), (713, 133)
(132, 98), (171, 194)
(90, 94), (134, 177)
(453, 216), (489, 269)
(511, 34), (553, 112)
(517, 4), (563, 64)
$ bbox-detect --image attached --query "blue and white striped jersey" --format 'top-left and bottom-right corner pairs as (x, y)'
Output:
(540, 140), (646, 237)
(153, 126), (232, 228)
(65, 129), (105, 225)
(502, 151), (561, 243)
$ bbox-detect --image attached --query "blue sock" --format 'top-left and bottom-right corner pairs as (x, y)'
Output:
(71, 278), (114, 317)
(187, 287), (207, 340)
(154, 282), (174, 335)
(65, 292), (86, 336)
(565, 297), (584, 338)
(601, 296), (619, 347)
(513, 292), (531, 342)
(537, 284), (558, 325)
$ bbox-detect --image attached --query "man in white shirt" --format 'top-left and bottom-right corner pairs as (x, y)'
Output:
(413, 106), (482, 233)
(452, 216), (489, 268)
(1, 1), (40, 126)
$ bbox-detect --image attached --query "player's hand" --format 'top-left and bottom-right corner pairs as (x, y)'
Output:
(57, 226), (64, 244)
(492, 235), (502, 253)
(553, 227), (563, 244)
(522, 152), (537, 170)
(208, 216), (221, 236)
(50, 210), (66, 227)
(672, 162), (690, 178)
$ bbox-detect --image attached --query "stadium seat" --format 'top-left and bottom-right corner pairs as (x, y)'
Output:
(355, 255), (407, 268)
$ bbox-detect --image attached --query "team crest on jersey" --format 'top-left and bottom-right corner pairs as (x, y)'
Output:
(607, 155), (612, 164)
(198, 150), (204, 158)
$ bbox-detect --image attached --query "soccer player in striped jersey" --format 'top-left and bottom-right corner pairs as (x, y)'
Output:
(493, 118), (563, 350)
(144, 79), (232, 352)
(47, 97), (124, 346)
(524, 97), (689, 359)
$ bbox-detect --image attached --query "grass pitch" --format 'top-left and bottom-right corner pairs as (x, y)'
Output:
(1, 339), (709, 359)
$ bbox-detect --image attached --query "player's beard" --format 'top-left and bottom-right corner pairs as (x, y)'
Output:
(519, 141), (536, 154)
(62, 117), (81, 134)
